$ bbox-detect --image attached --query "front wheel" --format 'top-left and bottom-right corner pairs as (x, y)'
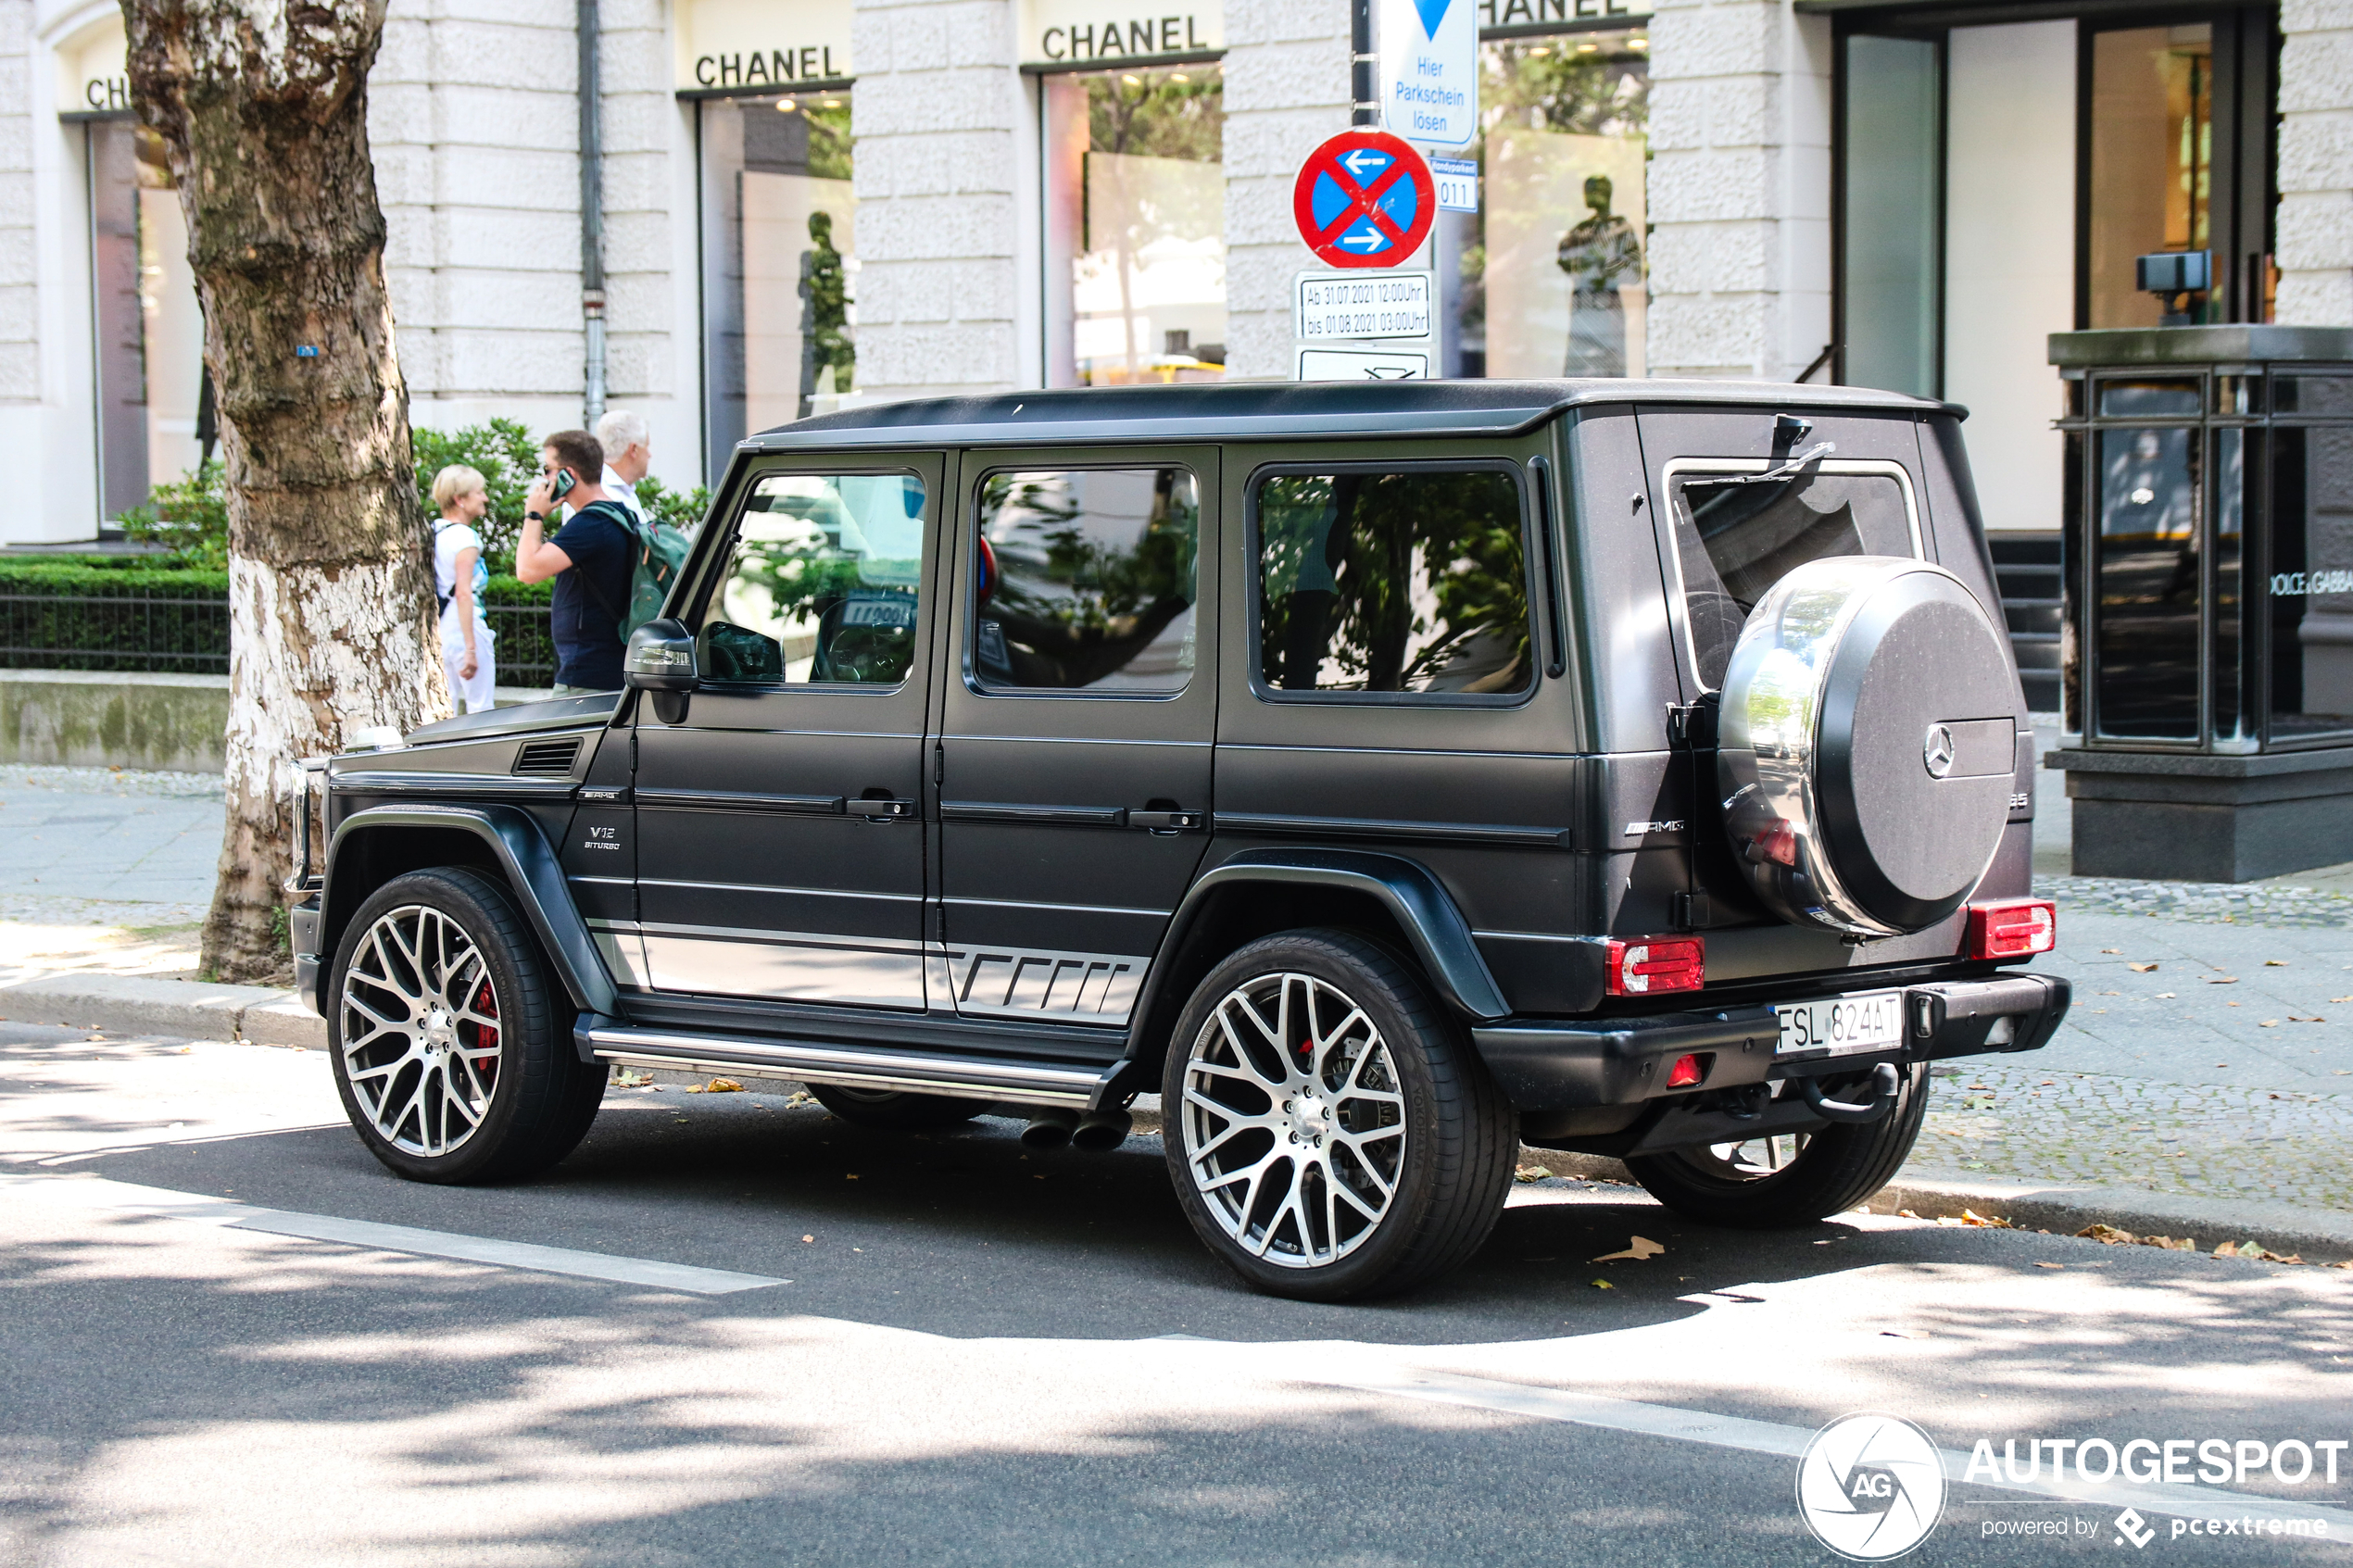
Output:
(327, 868), (604, 1185)
(1162, 930), (1517, 1302)
(1622, 1062), (1930, 1226)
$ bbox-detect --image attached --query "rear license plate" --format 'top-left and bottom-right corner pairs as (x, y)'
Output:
(1776, 989), (1905, 1057)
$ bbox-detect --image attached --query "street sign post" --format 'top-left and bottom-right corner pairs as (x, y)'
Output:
(1291, 130), (1436, 270)
(1378, 0), (1478, 148)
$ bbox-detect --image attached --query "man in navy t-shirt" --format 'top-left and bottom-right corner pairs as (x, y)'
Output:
(516, 429), (638, 694)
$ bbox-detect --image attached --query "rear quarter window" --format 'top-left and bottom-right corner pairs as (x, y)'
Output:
(1666, 459), (1921, 688)
(1252, 465), (1532, 701)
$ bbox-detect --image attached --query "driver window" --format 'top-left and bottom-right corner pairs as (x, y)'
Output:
(698, 471), (926, 686)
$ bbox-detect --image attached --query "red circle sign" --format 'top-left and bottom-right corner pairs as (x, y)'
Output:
(1291, 130), (1437, 270)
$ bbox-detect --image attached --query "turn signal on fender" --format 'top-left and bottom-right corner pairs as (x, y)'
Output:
(1966, 898), (2057, 960)
(1606, 935), (1705, 997)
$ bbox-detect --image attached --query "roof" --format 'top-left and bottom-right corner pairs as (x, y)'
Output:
(747, 378), (1949, 452)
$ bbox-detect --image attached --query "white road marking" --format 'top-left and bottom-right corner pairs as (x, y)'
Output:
(0, 1173), (787, 1295)
(1316, 1365), (2353, 1531)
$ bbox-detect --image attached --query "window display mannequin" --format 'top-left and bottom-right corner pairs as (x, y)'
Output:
(1557, 173), (1642, 377)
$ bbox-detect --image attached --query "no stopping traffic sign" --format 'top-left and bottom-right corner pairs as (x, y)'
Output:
(1292, 130), (1436, 270)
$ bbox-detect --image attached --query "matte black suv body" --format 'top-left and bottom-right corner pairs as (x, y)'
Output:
(293, 380), (2069, 1299)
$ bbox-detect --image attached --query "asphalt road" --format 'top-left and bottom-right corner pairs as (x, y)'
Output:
(4, 1024), (2351, 1566)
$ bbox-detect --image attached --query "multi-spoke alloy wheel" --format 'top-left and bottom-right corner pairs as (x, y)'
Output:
(341, 903), (504, 1158)
(1163, 930), (1516, 1301)
(1180, 972), (1406, 1269)
(327, 868), (604, 1185)
(1624, 1063), (1931, 1228)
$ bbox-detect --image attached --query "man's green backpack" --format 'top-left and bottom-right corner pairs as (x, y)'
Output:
(620, 513), (693, 637)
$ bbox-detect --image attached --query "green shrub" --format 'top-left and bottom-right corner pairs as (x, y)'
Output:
(414, 419), (541, 571)
(0, 559), (232, 672)
(117, 461), (230, 568)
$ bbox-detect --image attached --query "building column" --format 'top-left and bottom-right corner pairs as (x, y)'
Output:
(1220, 0), (1351, 382)
(1643, 0), (1832, 381)
(850, 0), (1031, 403)
(2279, 0), (2353, 326)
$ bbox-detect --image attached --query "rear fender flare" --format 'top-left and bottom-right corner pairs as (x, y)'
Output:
(1115, 847), (1510, 1097)
(319, 803), (618, 1016)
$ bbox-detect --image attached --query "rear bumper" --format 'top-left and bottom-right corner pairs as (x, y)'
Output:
(1472, 970), (2069, 1118)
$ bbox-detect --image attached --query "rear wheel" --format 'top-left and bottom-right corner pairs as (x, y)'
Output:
(1623, 1063), (1930, 1226)
(805, 1083), (985, 1131)
(327, 868), (604, 1184)
(1163, 930), (1516, 1302)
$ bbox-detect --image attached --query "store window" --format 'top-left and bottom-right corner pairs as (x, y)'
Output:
(2087, 25), (2213, 330)
(1043, 67), (1226, 386)
(1458, 31), (1649, 379)
(700, 93), (855, 478)
(88, 121), (206, 520)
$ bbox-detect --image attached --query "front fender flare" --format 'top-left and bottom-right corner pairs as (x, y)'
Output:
(1143, 847), (1512, 1033)
(318, 803), (618, 1017)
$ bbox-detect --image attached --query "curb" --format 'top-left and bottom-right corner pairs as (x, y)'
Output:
(7, 975), (2347, 1263)
(0, 972), (326, 1049)
(1514, 1148), (2353, 1263)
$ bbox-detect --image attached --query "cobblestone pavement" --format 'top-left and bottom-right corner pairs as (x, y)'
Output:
(1906, 1058), (2353, 1211)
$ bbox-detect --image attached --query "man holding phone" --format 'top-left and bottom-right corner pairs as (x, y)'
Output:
(516, 429), (637, 696)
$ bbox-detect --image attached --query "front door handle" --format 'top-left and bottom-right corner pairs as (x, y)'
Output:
(1125, 809), (1206, 832)
(848, 797), (917, 821)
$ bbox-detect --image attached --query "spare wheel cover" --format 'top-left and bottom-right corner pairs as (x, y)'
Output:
(1718, 556), (2017, 935)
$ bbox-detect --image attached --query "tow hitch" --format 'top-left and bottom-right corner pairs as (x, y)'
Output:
(1793, 1061), (1901, 1124)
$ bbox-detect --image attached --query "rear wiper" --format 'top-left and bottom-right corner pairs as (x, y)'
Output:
(1701, 440), (1836, 487)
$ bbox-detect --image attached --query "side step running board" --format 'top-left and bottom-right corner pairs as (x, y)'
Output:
(578, 1020), (1113, 1109)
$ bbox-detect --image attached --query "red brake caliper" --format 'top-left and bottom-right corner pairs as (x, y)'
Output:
(472, 979), (499, 1085)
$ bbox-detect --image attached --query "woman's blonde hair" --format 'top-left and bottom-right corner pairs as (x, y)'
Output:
(431, 464), (488, 512)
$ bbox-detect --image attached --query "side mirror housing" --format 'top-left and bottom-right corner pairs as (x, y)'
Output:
(624, 619), (698, 693)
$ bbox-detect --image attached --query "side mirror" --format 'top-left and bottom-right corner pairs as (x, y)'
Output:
(624, 620), (698, 692)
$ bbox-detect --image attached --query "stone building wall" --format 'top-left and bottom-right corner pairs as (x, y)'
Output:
(0, 0), (35, 406)
(1642, 0), (1832, 382)
(2279, 0), (2353, 326)
(1218, 0), (1351, 382)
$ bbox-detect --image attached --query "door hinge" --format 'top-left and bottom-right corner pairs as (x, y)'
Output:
(933, 745), (944, 785)
(1666, 700), (1717, 748)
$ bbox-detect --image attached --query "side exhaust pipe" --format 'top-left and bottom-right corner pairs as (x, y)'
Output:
(1021, 1108), (1079, 1149)
(1070, 1107), (1132, 1153)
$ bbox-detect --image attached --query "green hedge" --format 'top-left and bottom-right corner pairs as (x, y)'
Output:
(0, 558), (233, 672)
(0, 558), (564, 683)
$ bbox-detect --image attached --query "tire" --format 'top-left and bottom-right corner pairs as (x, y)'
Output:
(1622, 1062), (1931, 1226)
(805, 1082), (985, 1131)
(1161, 929), (1517, 1302)
(327, 868), (604, 1185)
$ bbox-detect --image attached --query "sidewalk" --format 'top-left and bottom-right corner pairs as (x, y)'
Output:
(1, 757), (2345, 1239)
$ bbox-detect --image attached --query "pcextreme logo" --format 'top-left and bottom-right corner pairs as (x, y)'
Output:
(1796, 1412), (1947, 1561)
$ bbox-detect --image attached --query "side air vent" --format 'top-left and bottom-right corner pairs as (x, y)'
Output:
(512, 737), (584, 777)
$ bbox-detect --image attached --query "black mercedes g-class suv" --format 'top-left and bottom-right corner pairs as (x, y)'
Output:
(292, 379), (2068, 1300)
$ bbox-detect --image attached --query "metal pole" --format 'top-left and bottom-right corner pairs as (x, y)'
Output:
(577, 0), (607, 425)
(1352, 0), (1377, 126)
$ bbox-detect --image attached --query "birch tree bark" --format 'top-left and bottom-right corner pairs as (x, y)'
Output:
(125, 0), (449, 982)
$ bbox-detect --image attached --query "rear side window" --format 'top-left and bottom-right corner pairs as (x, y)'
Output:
(1254, 467), (1530, 698)
(1667, 462), (1919, 688)
(972, 468), (1201, 694)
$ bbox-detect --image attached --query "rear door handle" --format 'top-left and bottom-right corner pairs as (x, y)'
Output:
(848, 797), (918, 821)
(1125, 809), (1206, 832)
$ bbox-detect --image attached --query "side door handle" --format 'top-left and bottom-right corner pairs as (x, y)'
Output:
(1125, 809), (1207, 833)
(848, 797), (918, 822)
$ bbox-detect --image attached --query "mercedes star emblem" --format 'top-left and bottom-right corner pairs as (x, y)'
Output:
(1922, 723), (1957, 779)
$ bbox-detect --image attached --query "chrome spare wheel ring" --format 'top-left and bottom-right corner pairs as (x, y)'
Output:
(1180, 972), (1406, 1270)
(340, 904), (504, 1158)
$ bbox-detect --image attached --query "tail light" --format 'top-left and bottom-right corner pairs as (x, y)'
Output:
(1967, 898), (2056, 960)
(1665, 1052), (1708, 1088)
(1606, 935), (1705, 997)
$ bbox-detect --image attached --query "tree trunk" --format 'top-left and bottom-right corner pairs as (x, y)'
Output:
(125, 0), (449, 982)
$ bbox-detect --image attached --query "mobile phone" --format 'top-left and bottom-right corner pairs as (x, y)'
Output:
(549, 469), (576, 504)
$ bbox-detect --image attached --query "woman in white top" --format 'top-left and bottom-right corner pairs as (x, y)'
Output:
(430, 465), (497, 713)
